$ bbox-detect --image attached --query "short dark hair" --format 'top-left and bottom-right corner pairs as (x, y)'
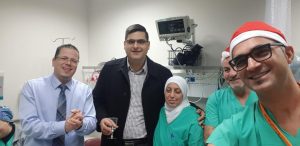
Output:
(125, 24), (149, 41)
(54, 44), (79, 59)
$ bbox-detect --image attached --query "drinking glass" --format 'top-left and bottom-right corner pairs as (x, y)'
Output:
(107, 117), (118, 139)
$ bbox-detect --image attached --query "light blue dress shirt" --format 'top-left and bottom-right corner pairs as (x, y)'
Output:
(19, 74), (97, 146)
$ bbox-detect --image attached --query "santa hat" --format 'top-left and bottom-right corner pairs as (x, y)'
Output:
(229, 21), (288, 56)
(221, 47), (230, 63)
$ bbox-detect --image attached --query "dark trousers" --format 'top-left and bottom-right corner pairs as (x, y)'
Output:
(101, 137), (148, 146)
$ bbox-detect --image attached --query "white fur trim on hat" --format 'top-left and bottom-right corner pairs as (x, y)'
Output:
(230, 30), (288, 57)
(221, 51), (230, 63)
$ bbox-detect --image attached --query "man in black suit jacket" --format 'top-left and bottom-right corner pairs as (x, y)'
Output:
(93, 24), (173, 146)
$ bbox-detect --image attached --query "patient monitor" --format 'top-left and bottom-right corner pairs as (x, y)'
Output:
(156, 16), (195, 42)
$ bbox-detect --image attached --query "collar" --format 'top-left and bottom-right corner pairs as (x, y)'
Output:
(120, 57), (163, 80)
(258, 102), (292, 146)
(165, 100), (190, 124)
(50, 74), (72, 90)
(127, 58), (148, 75)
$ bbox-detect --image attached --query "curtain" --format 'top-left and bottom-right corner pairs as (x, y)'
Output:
(265, 0), (300, 81)
(265, 0), (291, 43)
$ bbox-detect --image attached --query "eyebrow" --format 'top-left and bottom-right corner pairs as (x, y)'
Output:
(236, 43), (271, 56)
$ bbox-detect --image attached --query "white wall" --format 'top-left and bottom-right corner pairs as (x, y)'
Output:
(87, 0), (265, 106)
(3, 0), (300, 118)
(0, 0), (89, 118)
(88, 0), (265, 67)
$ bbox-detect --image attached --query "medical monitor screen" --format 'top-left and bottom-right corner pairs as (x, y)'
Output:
(157, 19), (185, 35)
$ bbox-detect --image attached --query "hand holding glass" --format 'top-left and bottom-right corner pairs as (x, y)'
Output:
(108, 117), (118, 139)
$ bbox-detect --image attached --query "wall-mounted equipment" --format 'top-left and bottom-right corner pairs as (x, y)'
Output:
(156, 16), (202, 66)
(171, 44), (203, 66)
(156, 16), (196, 43)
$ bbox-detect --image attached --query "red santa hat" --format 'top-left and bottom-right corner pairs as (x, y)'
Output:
(229, 21), (288, 56)
(221, 47), (230, 63)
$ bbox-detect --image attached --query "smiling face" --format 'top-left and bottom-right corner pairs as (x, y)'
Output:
(232, 37), (294, 93)
(52, 47), (79, 84)
(124, 31), (150, 64)
(222, 57), (246, 90)
(164, 82), (184, 108)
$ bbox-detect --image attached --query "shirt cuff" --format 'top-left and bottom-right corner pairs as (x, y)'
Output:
(54, 121), (66, 135)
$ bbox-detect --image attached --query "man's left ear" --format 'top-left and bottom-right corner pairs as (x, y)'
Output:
(285, 46), (294, 64)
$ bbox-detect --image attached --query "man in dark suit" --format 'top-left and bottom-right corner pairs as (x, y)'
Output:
(93, 24), (173, 146)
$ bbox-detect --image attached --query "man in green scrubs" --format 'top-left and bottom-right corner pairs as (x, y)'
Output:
(204, 47), (258, 140)
(207, 21), (300, 146)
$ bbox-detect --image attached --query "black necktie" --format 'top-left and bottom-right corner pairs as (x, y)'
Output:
(53, 84), (67, 146)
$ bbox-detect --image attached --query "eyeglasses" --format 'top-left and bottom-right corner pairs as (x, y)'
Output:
(125, 39), (148, 45)
(229, 43), (285, 71)
(56, 56), (79, 65)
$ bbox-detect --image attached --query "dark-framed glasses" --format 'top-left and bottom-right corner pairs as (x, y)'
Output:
(125, 39), (148, 45)
(56, 56), (79, 65)
(229, 43), (285, 71)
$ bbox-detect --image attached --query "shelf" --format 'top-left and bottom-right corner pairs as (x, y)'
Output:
(82, 66), (100, 70)
(167, 65), (221, 70)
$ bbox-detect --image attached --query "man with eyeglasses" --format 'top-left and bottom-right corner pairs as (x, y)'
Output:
(92, 24), (173, 146)
(207, 21), (300, 146)
(204, 47), (258, 141)
(19, 44), (97, 146)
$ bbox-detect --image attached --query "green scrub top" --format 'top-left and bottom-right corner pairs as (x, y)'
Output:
(154, 106), (205, 146)
(207, 102), (300, 146)
(0, 135), (14, 146)
(205, 87), (258, 127)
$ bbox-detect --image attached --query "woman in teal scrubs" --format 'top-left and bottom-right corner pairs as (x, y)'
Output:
(154, 76), (204, 146)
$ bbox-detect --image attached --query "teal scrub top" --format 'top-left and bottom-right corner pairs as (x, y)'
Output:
(207, 102), (300, 146)
(0, 135), (14, 146)
(205, 87), (258, 127)
(154, 106), (205, 146)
